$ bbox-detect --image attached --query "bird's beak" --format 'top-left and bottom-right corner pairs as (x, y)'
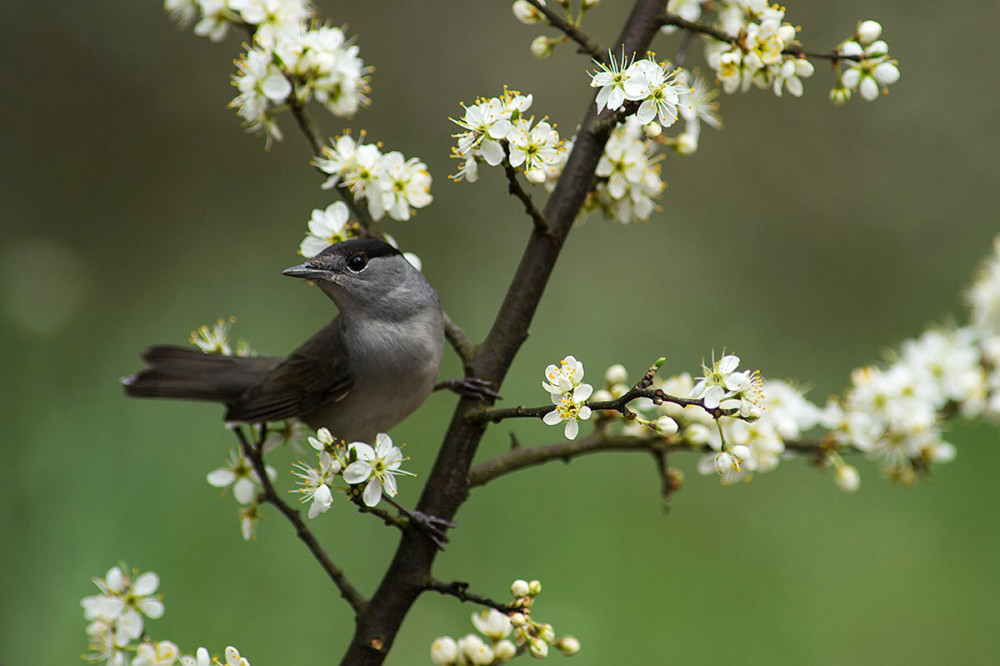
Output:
(282, 262), (332, 280)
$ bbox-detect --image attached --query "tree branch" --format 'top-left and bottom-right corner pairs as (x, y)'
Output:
(425, 579), (514, 614)
(525, 0), (604, 62)
(469, 431), (846, 488)
(231, 426), (368, 616)
(337, 2), (669, 663)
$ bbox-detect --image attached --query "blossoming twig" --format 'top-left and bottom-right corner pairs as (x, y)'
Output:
(525, 0), (605, 62)
(231, 425), (368, 615)
(660, 11), (864, 62)
(425, 579), (515, 614)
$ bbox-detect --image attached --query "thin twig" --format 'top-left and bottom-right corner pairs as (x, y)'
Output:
(468, 385), (727, 424)
(444, 313), (477, 371)
(503, 159), (552, 236)
(231, 426), (368, 615)
(469, 431), (845, 488)
(526, 0), (604, 61)
(426, 579), (515, 614)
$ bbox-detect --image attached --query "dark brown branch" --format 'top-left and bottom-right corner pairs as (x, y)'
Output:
(525, 0), (604, 61)
(503, 159), (552, 236)
(231, 426), (368, 615)
(337, 2), (669, 663)
(426, 579), (515, 614)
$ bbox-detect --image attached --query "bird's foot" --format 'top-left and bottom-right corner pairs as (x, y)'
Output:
(408, 511), (457, 550)
(384, 496), (455, 549)
(435, 377), (502, 402)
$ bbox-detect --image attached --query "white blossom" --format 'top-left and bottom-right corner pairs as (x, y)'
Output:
(190, 317), (235, 355)
(342, 433), (413, 507)
(542, 355), (586, 395)
(543, 384), (594, 440)
(299, 202), (356, 258)
(207, 448), (275, 505)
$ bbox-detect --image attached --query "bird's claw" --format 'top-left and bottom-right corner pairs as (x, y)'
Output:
(436, 377), (502, 402)
(408, 511), (455, 550)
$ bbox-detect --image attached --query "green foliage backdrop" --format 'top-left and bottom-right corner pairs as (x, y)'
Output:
(2, 1), (998, 664)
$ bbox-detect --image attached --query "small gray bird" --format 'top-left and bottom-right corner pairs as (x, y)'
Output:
(124, 239), (446, 442)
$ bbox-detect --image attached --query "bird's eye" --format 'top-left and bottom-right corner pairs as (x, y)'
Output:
(347, 254), (368, 272)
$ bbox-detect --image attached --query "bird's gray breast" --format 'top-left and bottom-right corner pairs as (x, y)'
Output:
(301, 308), (444, 442)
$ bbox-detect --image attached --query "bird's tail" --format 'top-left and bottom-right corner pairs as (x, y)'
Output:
(123, 345), (275, 403)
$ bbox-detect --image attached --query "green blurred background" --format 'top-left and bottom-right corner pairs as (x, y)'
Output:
(2, 1), (999, 663)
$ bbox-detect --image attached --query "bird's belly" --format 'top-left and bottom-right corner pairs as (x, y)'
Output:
(300, 350), (440, 443)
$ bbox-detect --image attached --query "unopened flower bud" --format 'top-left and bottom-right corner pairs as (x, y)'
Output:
(829, 85), (851, 106)
(582, 0), (600, 8)
(509, 612), (528, 627)
(511, 579), (530, 597)
(714, 451), (734, 474)
(610, 382), (629, 399)
(495, 640), (517, 661)
(856, 20), (882, 45)
(530, 35), (554, 59)
(529, 639), (549, 659)
(605, 364), (628, 386)
(641, 121), (662, 138)
(528, 580), (542, 595)
(835, 464), (860, 492)
(592, 388), (613, 403)
(655, 416), (678, 436)
(837, 40), (863, 58)
(525, 167), (547, 184)
(675, 132), (697, 155)
(556, 636), (581, 655)
(512, 0), (543, 24)
(431, 637), (458, 665)
(537, 623), (555, 643)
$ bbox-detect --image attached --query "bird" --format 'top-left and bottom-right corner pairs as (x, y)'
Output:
(123, 238), (446, 443)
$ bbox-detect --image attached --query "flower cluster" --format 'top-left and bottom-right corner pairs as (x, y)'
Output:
(690, 353), (764, 419)
(590, 232), (1000, 489)
(190, 318), (254, 357)
(293, 428), (414, 513)
(165, 1), (370, 144)
(701, 2), (815, 97)
(82, 565), (251, 666)
(591, 117), (664, 224)
(231, 24), (369, 144)
(541, 356), (593, 440)
(430, 579), (580, 664)
(821, 327), (983, 485)
(314, 132), (433, 222)
(207, 448), (276, 540)
(590, 53), (687, 127)
(451, 89), (565, 186)
(830, 21), (900, 104)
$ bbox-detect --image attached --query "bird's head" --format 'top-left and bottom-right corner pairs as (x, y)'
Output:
(283, 239), (437, 319)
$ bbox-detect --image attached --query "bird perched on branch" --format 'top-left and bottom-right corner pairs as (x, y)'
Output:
(124, 239), (452, 442)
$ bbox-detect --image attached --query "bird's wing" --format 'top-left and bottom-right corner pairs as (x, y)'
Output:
(225, 320), (353, 424)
